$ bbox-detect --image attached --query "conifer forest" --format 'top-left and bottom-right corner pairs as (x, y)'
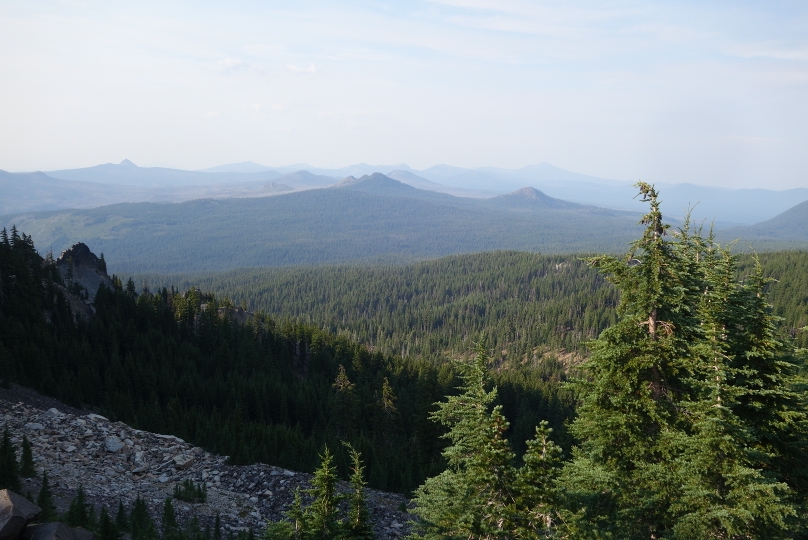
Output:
(2, 184), (808, 538)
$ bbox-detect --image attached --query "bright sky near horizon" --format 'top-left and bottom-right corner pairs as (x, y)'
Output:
(1, 1), (806, 189)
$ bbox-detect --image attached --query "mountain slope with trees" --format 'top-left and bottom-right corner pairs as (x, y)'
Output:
(0, 228), (573, 495)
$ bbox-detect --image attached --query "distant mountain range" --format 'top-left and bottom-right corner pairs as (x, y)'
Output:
(3, 159), (807, 226)
(2, 173), (649, 273)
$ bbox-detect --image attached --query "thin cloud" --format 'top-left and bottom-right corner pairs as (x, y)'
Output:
(287, 63), (317, 73)
(217, 57), (248, 74)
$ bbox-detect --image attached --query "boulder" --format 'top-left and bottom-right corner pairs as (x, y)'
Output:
(0, 490), (41, 540)
(104, 436), (124, 453)
(20, 523), (75, 540)
(172, 455), (194, 470)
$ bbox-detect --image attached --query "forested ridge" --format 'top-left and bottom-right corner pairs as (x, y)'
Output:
(0, 227), (573, 495)
(135, 249), (808, 367)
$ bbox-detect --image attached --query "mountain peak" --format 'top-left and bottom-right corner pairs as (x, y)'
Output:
(119, 159), (137, 167)
(487, 186), (578, 210)
(511, 186), (546, 199)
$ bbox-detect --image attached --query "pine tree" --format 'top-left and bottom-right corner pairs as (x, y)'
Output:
(513, 421), (563, 537)
(37, 472), (58, 522)
(305, 446), (342, 539)
(341, 443), (373, 540)
(115, 500), (129, 533)
(0, 428), (21, 491)
(561, 183), (806, 538)
(410, 344), (518, 540)
(64, 485), (94, 529)
(20, 434), (36, 477)
(131, 496), (158, 540)
(99, 506), (121, 540)
(213, 514), (222, 540)
(161, 498), (179, 540)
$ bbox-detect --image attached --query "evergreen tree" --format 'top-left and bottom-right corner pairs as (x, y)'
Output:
(305, 447), (342, 539)
(99, 506), (121, 540)
(20, 434), (36, 477)
(410, 344), (519, 540)
(213, 514), (222, 540)
(161, 498), (180, 540)
(64, 485), (94, 529)
(513, 421), (563, 537)
(561, 183), (806, 538)
(115, 500), (129, 533)
(131, 496), (159, 540)
(0, 428), (21, 491)
(341, 443), (373, 540)
(36, 472), (58, 522)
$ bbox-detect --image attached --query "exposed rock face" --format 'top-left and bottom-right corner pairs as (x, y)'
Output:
(0, 490), (41, 540)
(55, 244), (113, 304)
(0, 395), (413, 539)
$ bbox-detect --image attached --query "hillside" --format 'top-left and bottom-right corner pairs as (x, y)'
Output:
(134, 250), (808, 370)
(0, 231), (573, 495)
(1, 175), (644, 273)
(721, 199), (808, 248)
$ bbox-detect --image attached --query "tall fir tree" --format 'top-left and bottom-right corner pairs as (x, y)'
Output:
(20, 434), (36, 478)
(561, 183), (807, 538)
(64, 485), (95, 529)
(411, 343), (519, 540)
(131, 496), (159, 540)
(0, 428), (21, 491)
(341, 443), (373, 540)
(36, 472), (58, 522)
(305, 446), (342, 539)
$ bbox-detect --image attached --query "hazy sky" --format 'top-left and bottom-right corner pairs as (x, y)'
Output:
(1, 1), (807, 188)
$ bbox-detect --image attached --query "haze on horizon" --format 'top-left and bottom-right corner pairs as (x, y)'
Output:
(1, 1), (807, 190)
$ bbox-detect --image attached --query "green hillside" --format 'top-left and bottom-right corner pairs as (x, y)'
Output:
(134, 250), (808, 367)
(0, 228), (574, 495)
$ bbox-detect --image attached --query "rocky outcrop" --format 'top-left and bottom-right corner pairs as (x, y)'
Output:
(0, 490), (41, 540)
(55, 244), (112, 304)
(0, 395), (412, 539)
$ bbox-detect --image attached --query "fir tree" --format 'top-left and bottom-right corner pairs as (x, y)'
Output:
(213, 514), (222, 540)
(305, 447), (342, 539)
(115, 500), (129, 533)
(513, 421), (563, 537)
(0, 428), (21, 491)
(99, 506), (121, 540)
(341, 443), (373, 540)
(36, 472), (58, 522)
(410, 344), (519, 540)
(131, 496), (158, 540)
(561, 183), (806, 538)
(20, 434), (36, 477)
(64, 485), (94, 529)
(161, 498), (179, 540)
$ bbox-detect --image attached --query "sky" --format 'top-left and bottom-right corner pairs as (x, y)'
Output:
(1, 1), (807, 189)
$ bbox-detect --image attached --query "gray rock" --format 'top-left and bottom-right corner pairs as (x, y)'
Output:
(172, 455), (194, 470)
(23, 424), (44, 431)
(86, 414), (107, 422)
(0, 490), (42, 540)
(20, 523), (75, 540)
(42, 409), (61, 418)
(104, 436), (124, 453)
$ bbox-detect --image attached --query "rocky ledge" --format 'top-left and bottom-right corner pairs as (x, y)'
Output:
(0, 390), (412, 539)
